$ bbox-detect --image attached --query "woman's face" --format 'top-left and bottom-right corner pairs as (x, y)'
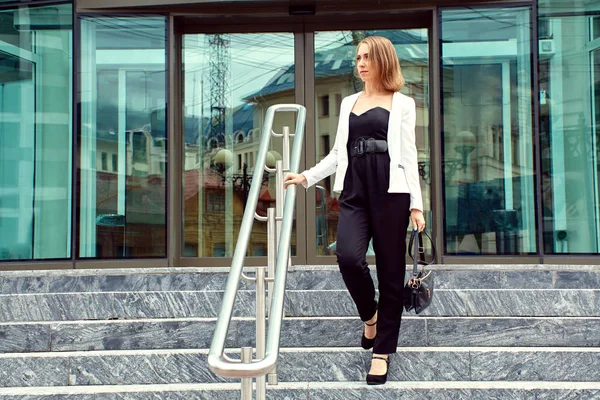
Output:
(356, 43), (377, 84)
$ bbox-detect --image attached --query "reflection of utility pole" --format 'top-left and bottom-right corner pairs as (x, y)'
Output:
(208, 34), (230, 146)
(208, 34), (233, 256)
(200, 73), (204, 145)
(242, 163), (249, 207)
(351, 31), (366, 92)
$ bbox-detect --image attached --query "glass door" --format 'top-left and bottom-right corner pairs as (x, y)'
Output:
(180, 17), (432, 266)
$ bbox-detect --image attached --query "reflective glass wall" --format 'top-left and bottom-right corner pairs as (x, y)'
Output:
(4, 2), (600, 268)
(539, 0), (600, 253)
(0, 3), (73, 261)
(182, 33), (296, 258)
(78, 17), (167, 258)
(313, 29), (430, 256)
(441, 7), (536, 255)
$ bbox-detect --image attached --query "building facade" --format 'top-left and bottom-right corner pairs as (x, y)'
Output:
(0, 0), (598, 269)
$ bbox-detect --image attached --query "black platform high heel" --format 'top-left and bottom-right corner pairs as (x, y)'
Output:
(361, 320), (377, 350)
(366, 355), (390, 385)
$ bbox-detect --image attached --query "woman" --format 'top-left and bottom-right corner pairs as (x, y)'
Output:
(284, 36), (425, 385)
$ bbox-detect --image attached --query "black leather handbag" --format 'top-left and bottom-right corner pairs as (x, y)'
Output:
(404, 228), (436, 314)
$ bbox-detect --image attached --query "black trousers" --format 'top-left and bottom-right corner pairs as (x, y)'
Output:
(335, 154), (411, 354)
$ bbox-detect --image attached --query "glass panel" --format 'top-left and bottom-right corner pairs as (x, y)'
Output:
(539, 0), (595, 14)
(182, 33), (296, 258)
(78, 17), (167, 258)
(539, 0), (600, 253)
(441, 7), (536, 255)
(0, 4), (73, 261)
(313, 29), (430, 256)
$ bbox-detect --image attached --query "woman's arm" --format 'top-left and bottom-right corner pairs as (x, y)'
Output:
(299, 133), (339, 189)
(285, 98), (347, 189)
(283, 129), (339, 189)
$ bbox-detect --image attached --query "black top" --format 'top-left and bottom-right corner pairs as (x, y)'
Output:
(347, 107), (390, 153)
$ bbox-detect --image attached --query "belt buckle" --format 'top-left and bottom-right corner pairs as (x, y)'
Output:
(354, 137), (365, 156)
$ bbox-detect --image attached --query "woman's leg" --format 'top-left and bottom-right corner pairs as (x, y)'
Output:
(335, 200), (377, 323)
(370, 193), (411, 355)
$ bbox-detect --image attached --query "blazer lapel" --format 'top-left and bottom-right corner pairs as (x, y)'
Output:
(388, 92), (400, 138)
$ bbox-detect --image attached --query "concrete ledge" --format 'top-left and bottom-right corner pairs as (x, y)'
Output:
(4, 380), (599, 399)
(2, 316), (599, 353)
(1, 266), (599, 294)
(0, 347), (599, 387)
(2, 288), (597, 322)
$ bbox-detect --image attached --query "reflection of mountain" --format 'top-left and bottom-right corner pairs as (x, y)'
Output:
(97, 106), (155, 135)
(95, 102), (256, 145)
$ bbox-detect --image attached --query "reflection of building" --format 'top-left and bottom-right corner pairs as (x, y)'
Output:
(93, 126), (167, 257)
(182, 168), (276, 257)
(236, 30), (430, 254)
(96, 128), (166, 176)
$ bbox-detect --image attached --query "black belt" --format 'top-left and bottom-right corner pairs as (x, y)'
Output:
(351, 137), (388, 157)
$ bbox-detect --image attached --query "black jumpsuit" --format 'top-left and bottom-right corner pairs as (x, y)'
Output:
(335, 106), (411, 355)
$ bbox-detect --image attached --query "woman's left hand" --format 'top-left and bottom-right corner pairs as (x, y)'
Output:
(410, 209), (426, 232)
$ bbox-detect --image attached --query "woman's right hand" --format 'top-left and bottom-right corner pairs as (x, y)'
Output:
(283, 173), (306, 189)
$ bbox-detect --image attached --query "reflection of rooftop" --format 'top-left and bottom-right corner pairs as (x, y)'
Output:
(190, 103), (257, 144)
(183, 168), (273, 203)
(246, 30), (427, 100)
(184, 169), (225, 200)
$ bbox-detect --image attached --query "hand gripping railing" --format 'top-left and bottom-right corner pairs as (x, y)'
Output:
(208, 104), (306, 399)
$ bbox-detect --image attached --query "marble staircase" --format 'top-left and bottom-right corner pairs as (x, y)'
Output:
(0, 265), (599, 399)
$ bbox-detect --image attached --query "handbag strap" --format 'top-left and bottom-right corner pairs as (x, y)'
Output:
(408, 228), (437, 275)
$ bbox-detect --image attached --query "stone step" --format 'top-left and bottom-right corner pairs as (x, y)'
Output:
(1, 288), (598, 322)
(1, 381), (600, 399)
(1, 347), (599, 387)
(1, 266), (598, 294)
(1, 316), (598, 353)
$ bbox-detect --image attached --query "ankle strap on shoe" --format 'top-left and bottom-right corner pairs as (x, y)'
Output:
(372, 356), (389, 362)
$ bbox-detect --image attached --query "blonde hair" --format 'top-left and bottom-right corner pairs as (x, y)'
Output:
(356, 36), (405, 92)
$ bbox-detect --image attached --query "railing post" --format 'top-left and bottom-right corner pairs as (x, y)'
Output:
(255, 267), (267, 400)
(275, 158), (285, 243)
(240, 347), (253, 400)
(267, 207), (276, 314)
(282, 125), (291, 172)
(281, 126), (292, 269)
(266, 207), (279, 387)
(269, 150), (287, 387)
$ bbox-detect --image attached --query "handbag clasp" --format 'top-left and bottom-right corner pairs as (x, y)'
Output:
(409, 278), (421, 289)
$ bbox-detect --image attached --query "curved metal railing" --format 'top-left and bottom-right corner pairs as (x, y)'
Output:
(208, 104), (306, 396)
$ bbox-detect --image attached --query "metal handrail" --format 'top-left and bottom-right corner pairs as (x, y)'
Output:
(208, 104), (306, 379)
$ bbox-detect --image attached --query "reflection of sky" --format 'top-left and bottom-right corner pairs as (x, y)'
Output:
(182, 30), (428, 114)
(183, 34), (295, 113)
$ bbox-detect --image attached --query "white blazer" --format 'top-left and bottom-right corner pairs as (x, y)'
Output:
(301, 91), (423, 212)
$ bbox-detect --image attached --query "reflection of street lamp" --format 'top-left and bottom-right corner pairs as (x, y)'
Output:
(213, 148), (233, 172)
(212, 148), (273, 207)
(454, 130), (476, 168)
(267, 150), (281, 167)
